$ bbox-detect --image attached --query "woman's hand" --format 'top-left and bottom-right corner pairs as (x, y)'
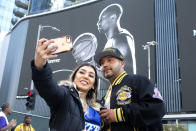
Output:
(34, 38), (58, 69)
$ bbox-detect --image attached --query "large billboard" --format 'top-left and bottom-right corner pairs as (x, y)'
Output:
(176, 0), (196, 111)
(17, 0), (155, 98)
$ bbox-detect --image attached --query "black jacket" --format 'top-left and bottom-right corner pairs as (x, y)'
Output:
(31, 61), (85, 131)
(102, 72), (165, 131)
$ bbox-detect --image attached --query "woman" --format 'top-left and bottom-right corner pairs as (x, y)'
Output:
(31, 38), (101, 131)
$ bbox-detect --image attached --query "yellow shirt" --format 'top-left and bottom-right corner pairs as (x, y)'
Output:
(14, 123), (35, 131)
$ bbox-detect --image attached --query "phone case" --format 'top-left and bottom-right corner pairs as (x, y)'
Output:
(50, 35), (72, 54)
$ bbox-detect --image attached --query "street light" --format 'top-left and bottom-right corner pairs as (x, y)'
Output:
(36, 25), (61, 49)
(30, 24), (61, 90)
(143, 41), (158, 79)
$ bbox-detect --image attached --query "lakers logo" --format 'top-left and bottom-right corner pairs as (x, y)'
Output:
(117, 91), (131, 101)
(116, 85), (132, 105)
(152, 88), (163, 100)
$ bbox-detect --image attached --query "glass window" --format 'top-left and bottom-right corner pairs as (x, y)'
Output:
(29, 0), (93, 15)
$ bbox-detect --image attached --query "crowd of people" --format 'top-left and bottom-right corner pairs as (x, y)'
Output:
(0, 2), (165, 131)
(18, 36), (164, 131)
(0, 103), (35, 131)
(0, 40), (165, 131)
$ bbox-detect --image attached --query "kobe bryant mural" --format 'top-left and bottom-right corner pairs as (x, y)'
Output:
(97, 3), (136, 75)
(18, 0), (154, 100)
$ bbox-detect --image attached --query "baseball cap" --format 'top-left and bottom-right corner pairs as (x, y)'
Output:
(94, 47), (124, 65)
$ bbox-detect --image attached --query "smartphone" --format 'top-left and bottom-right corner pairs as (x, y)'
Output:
(100, 106), (107, 111)
(48, 35), (72, 54)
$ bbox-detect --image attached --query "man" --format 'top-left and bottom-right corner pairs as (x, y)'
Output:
(94, 47), (165, 131)
(97, 3), (136, 74)
(0, 103), (17, 131)
(14, 115), (35, 131)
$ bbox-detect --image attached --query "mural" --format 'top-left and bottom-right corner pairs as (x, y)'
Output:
(17, 0), (155, 101)
(97, 3), (136, 74)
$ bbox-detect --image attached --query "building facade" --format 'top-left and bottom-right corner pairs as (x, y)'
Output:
(0, 0), (29, 34)
(0, 0), (15, 33)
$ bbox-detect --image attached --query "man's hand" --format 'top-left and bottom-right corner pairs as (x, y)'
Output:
(0, 119), (17, 131)
(9, 119), (17, 127)
(99, 109), (116, 124)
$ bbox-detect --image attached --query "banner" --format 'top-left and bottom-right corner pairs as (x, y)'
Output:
(18, 0), (155, 99)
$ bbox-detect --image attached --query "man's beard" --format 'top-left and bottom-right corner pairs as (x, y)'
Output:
(97, 28), (103, 33)
(25, 122), (30, 125)
(97, 26), (106, 34)
(103, 71), (113, 79)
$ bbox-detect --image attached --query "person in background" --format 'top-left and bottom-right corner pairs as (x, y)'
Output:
(94, 47), (165, 131)
(31, 38), (101, 131)
(14, 115), (35, 131)
(0, 103), (17, 131)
